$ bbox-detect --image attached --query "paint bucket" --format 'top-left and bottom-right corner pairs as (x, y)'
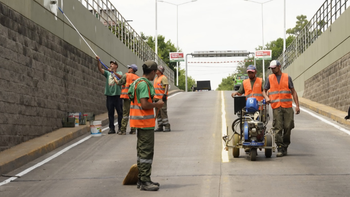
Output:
(90, 121), (102, 137)
(73, 113), (79, 127)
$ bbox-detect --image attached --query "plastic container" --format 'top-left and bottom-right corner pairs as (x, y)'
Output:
(73, 113), (80, 127)
(90, 120), (102, 137)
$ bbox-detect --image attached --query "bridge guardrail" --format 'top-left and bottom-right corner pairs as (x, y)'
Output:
(78, 0), (174, 84)
(278, 0), (349, 69)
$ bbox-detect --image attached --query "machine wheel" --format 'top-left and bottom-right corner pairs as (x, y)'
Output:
(231, 118), (241, 133)
(232, 133), (240, 158)
(265, 135), (272, 158)
(250, 148), (257, 161)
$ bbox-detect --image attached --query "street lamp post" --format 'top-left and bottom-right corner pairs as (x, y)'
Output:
(244, 0), (273, 80)
(155, 0), (158, 62)
(158, 0), (197, 86)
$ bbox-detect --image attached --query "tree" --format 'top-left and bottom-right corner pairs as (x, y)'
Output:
(141, 32), (177, 73)
(286, 15), (308, 36)
(141, 32), (194, 91)
(177, 69), (195, 92)
(217, 74), (235, 91)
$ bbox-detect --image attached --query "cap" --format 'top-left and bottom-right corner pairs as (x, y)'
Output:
(246, 65), (256, 72)
(157, 65), (165, 73)
(269, 60), (281, 68)
(143, 60), (158, 70)
(127, 64), (138, 72)
(110, 60), (118, 66)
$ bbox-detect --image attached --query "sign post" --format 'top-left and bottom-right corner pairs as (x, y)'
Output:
(255, 50), (272, 80)
(169, 52), (184, 86)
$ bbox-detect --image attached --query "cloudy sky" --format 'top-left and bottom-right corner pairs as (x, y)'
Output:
(109, 0), (325, 89)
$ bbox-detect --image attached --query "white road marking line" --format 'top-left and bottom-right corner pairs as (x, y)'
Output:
(0, 124), (111, 187)
(0, 92), (183, 187)
(221, 91), (229, 162)
(296, 104), (350, 136)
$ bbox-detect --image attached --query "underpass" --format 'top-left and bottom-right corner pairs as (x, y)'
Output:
(1, 91), (350, 197)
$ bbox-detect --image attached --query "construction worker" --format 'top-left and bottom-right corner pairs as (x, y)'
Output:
(96, 56), (123, 134)
(231, 65), (263, 102)
(128, 60), (164, 191)
(153, 65), (171, 132)
(116, 64), (139, 135)
(263, 60), (300, 157)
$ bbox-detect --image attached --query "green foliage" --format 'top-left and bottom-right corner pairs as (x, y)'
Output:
(177, 69), (195, 92)
(286, 15), (308, 35)
(216, 74), (235, 90)
(141, 32), (178, 74)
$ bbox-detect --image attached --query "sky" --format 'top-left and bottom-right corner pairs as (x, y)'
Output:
(109, 0), (325, 90)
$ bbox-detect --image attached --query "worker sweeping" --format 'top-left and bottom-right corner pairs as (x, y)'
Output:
(128, 60), (164, 191)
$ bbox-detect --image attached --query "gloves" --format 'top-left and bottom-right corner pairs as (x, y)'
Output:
(162, 94), (167, 101)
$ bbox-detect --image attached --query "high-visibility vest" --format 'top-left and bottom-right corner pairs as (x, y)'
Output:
(243, 77), (264, 102)
(129, 80), (155, 128)
(120, 73), (139, 99)
(153, 75), (168, 100)
(268, 73), (293, 109)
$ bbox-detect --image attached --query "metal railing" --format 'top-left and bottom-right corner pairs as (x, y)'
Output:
(278, 0), (349, 69)
(78, 0), (174, 83)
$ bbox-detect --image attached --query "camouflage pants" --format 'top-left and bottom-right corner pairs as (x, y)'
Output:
(154, 99), (170, 129)
(137, 128), (154, 182)
(272, 107), (295, 149)
(120, 99), (135, 132)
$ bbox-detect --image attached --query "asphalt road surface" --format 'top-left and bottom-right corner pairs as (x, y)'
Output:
(1, 91), (350, 197)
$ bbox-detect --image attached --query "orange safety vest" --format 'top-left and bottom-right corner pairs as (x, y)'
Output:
(268, 73), (293, 109)
(129, 80), (155, 128)
(120, 73), (139, 99)
(153, 75), (168, 100)
(243, 77), (264, 102)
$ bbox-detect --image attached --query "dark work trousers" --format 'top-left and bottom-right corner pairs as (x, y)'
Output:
(106, 95), (123, 131)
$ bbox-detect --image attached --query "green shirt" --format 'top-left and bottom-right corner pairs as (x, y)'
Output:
(103, 70), (123, 96)
(128, 77), (156, 130)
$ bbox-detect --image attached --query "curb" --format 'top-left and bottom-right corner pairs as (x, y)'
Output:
(0, 89), (182, 175)
(299, 97), (350, 127)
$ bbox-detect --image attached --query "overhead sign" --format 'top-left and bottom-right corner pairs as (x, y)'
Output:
(192, 50), (251, 57)
(255, 50), (272, 60)
(169, 52), (184, 62)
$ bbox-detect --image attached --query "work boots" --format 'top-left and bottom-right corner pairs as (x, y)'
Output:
(164, 124), (171, 132)
(129, 129), (136, 135)
(138, 180), (160, 191)
(283, 147), (288, 156)
(155, 127), (163, 132)
(277, 146), (284, 157)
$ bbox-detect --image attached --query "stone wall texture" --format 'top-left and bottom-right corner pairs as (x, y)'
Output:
(303, 52), (350, 112)
(0, 2), (107, 151)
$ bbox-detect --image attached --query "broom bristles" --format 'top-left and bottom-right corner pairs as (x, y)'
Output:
(123, 164), (139, 185)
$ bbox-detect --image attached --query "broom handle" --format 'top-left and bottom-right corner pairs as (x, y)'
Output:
(57, 7), (119, 80)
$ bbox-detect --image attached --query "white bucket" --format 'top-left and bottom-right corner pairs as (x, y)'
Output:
(74, 113), (79, 127)
(90, 121), (102, 137)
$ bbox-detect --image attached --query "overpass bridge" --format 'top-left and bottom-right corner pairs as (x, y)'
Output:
(1, 0), (350, 195)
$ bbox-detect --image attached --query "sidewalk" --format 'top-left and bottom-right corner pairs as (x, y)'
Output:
(299, 97), (350, 127)
(0, 89), (182, 175)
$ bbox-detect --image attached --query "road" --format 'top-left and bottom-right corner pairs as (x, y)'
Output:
(1, 91), (350, 197)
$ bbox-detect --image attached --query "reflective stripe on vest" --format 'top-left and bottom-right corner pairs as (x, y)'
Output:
(153, 75), (168, 99)
(129, 80), (155, 128)
(243, 77), (264, 102)
(121, 73), (139, 99)
(268, 73), (293, 109)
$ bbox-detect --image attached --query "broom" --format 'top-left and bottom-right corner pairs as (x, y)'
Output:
(122, 164), (138, 185)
